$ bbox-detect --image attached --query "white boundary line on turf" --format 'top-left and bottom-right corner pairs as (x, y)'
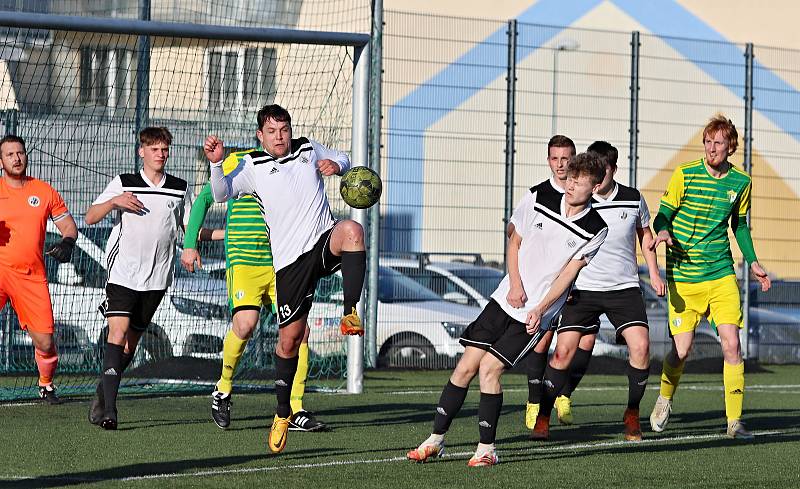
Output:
(385, 384), (800, 395)
(0, 430), (787, 483)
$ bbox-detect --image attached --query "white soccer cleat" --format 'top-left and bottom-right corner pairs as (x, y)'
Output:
(649, 395), (672, 432)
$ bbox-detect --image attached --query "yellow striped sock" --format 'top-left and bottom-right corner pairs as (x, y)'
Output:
(290, 342), (309, 414)
(217, 330), (248, 394)
(659, 358), (685, 400)
(724, 361), (745, 421)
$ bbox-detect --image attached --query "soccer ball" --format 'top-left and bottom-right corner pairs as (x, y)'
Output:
(340, 166), (382, 209)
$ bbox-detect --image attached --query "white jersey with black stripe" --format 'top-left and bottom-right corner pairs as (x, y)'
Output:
(92, 170), (193, 291)
(491, 188), (608, 324)
(575, 182), (650, 291)
(209, 138), (351, 272)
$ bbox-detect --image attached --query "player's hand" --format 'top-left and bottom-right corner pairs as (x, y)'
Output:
(649, 230), (674, 251)
(45, 237), (76, 263)
(204, 135), (225, 163)
(751, 261), (771, 292)
(317, 158), (340, 176)
(112, 192), (145, 214)
(506, 284), (527, 308)
(180, 248), (202, 273)
(526, 307), (543, 335)
(650, 271), (667, 297)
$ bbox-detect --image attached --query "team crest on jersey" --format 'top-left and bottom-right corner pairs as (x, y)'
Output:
(727, 190), (737, 203)
(672, 317), (682, 327)
(167, 200), (176, 209)
(27, 196), (40, 207)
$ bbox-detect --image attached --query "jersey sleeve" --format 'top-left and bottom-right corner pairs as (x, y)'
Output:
(659, 167), (685, 212)
(310, 139), (350, 175)
(737, 181), (752, 216)
(509, 192), (536, 239)
(210, 156), (254, 201)
(48, 184), (70, 222)
(92, 176), (124, 205)
(183, 182), (214, 249)
(576, 226), (608, 264)
(637, 194), (651, 228)
(181, 188), (195, 229)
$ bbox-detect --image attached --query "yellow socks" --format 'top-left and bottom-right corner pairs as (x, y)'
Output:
(724, 361), (745, 421)
(659, 357), (685, 400)
(216, 330), (248, 394)
(290, 342), (309, 413)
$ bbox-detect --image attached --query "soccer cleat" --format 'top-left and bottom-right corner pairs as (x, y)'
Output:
(340, 307), (364, 336)
(211, 390), (232, 429)
(727, 419), (754, 440)
(268, 415), (290, 453)
(649, 395), (672, 433)
(525, 402), (540, 430)
(289, 410), (328, 432)
(623, 408), (642, 441)
(100, 410), (118, 430)
(530, 413), (550, 440)
(555, 395), (573, 425)
(38, 384), (62, 405)
(467, 446), (499, 467)
(406, 435), (445, 463)
(88, 397), (104, 425)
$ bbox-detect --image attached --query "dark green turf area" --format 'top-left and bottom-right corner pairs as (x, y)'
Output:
(1, 366), (799, 488)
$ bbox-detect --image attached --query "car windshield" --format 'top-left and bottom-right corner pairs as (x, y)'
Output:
(379, 267), (441, 303)
(450, 267), (504, 298)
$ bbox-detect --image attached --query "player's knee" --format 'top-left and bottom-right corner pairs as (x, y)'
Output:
(478, 358), (504, 382)
(452, 360), (479, 384)
(551, 346), (573, 368)
(673, 343), (693, 361)
(340, 220), (364, 243)
(277, 334), (302, 357)
(32, 335), (55, 353)
(628, 339), (649, 362)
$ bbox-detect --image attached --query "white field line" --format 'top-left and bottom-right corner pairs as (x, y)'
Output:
(385, 384), (800, 395)
(0, 430), (786, 484)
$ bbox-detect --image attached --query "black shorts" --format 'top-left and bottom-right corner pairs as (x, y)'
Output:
(99, 283), (166, 332)
(459, 300), (547, 368)
(557, 287), (648, 344)
(275, 228), (341, 327)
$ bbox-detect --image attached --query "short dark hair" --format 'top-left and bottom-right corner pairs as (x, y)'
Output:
(547, 135), (576, 156)
(567, 152), (606, 185)
(257, 104), (292, 130)
(0, 134), (26, 153)
(587, 140), (618, 170)
(139, 127), (173, 146)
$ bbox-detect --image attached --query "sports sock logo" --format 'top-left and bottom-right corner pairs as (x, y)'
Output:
(528, 378), (541, 385)
(104, 368), (118, 376)
(637, 380), (648, 386)
(436, 407), (447, 416)
(730, 388), (744, 395)
(275, 379), (288, 387)
(544, 379), (554, 389)
(478, 420), (492, 428)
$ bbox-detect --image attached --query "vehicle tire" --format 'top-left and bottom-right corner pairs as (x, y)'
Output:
(378, 334), (436, 368)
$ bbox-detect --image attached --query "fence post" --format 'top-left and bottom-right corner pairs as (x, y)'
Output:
(742, 42), (754, 360)
(364, 0), (383, 370)
(134, 0), (151, 172)
(503, 19), (517, 270)
(628, 31), (640, 187)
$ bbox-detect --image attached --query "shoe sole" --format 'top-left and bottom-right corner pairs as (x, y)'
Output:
(213, 419), (230, 430)
(624, 434), (643, 441)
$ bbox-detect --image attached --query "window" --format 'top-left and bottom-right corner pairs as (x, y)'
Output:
(207, 47), (277, 111)
(79, 46), (132, 109)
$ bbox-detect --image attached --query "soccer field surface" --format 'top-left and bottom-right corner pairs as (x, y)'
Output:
(2, 367), (800, 488)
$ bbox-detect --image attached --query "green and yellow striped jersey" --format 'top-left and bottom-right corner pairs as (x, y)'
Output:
(184, 149), (272, 268)
(658, 158), (751, 282)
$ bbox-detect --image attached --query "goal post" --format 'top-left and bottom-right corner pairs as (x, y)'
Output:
(0, 11), (371, 400)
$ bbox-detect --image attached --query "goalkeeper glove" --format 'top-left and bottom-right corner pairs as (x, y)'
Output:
(46, 237), (76, 263)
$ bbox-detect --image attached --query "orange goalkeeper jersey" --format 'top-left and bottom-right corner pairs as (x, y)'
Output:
(0, 176), (70, 277)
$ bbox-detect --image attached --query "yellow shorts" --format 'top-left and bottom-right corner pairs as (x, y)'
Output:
(667, 274), (742, 335)
(226, 264), (277, 314)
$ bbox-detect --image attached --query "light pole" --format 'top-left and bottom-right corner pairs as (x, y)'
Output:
(551, 38), (580, 135)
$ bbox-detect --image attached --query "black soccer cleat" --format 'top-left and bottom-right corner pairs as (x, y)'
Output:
(288, 410), (328, 432)
(100, 410), (118, 430)
(211, 390), (232, 429)
(38, 384), (62, 405)
(88, 397), (104, 425)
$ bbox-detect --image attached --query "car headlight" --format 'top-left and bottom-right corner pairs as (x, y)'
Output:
(441, 321), (469, 339)
(171, 295), (228, 320)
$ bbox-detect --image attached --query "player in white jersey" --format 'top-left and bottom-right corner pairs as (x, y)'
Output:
(529, 141), (666, 442)
(205, 104), (367, 454)
(406, 153), (608, 467)
(84, 127), (193, 430)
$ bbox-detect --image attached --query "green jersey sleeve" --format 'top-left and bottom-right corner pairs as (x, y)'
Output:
(183, 182), (215, 250)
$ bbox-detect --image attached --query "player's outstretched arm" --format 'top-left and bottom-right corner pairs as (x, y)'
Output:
(311, 140), (350, 176)
(638, 226), (666, 296)
(505, 229), (527, 308)
(525, 258), (586, 334)
(85, 192), (145, 225)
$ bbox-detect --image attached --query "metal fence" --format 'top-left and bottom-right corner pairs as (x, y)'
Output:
(378, 11), (800, 365)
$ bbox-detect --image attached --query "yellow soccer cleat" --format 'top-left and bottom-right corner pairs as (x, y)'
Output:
(525, 402), (540, 430)
(340, 307), (364, 336)
(555, 395), (573, 425)
(268, 414), (290, 453)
